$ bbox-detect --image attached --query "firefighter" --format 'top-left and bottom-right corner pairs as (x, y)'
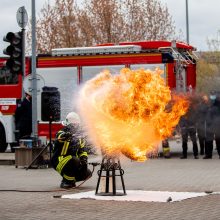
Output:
(162, 139), (170, 158)
(51, 112), (92, 189)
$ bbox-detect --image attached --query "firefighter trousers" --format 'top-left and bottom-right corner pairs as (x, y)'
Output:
(55, 155), (92, 183)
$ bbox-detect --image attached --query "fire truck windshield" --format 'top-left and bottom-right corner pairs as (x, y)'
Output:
(0, 67), (18, 85)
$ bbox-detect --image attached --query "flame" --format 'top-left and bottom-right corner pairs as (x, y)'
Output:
(78, 68), (188, 161)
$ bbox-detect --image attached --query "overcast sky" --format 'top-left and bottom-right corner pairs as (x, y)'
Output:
(0, 0), (219, 56)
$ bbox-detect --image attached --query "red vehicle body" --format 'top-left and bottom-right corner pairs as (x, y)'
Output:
(0, 40), (197, 152)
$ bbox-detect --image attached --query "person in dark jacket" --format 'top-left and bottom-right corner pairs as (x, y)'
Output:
(14, 93), (32, 140)
(51, 112), (92, 189)
(212, 96), (220, 159)
(202, 100), (215, 159)
(179, 100), (199, 159)
(196, 95), (209, 155)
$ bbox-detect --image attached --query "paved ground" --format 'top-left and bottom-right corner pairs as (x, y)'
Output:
(0, 140), (220, 220)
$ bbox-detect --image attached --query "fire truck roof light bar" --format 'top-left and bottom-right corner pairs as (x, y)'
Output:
(52, 45), (142, 56)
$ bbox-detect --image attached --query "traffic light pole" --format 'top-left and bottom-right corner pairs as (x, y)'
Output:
(21, 28), (25, 99)
(31, 0), (38, 146)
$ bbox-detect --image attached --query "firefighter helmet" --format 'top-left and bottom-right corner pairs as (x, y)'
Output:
(62, 112), (81, 126)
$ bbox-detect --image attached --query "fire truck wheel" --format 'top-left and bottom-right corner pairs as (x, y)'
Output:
(0, 123), (7, 152)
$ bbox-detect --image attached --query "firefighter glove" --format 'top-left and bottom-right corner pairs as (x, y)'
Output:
(63, 132), (72, 140)
(80, 156), (88, 169)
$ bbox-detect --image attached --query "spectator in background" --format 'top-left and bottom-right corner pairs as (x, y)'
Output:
(14, 92), (32, 140)
(196, 94), (209, 155)
(212, 95), (220, 159)
(202, 94), (216, 159)
(179, 98), (199, 159)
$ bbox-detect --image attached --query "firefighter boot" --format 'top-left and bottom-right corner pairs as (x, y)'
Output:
(60, 179), (76, 189)
(180, 142), (187, 159)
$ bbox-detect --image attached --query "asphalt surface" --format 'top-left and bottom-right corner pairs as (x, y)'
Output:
(0, 140), (220, 220)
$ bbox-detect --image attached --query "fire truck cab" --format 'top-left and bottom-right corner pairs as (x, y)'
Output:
(0, 40), (197, 152)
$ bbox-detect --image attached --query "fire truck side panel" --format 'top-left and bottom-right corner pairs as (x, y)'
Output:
(37, 53), (163, 68)
(166, 63), (176, 90)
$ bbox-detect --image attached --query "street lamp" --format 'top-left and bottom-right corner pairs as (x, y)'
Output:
(186, 0), (189, 44)
(31, 0), (38, 144)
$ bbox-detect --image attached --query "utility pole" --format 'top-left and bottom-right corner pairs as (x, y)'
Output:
(186, 0), (189, 44)
(31, 0), (38, 145)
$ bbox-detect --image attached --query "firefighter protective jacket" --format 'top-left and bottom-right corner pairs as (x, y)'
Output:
(51, 124), (88, 172)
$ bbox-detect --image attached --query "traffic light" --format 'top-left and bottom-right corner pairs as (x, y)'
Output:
(3, 31), (22, 74)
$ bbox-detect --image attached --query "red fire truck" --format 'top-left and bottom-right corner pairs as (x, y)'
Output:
(0, 40), (197, 152)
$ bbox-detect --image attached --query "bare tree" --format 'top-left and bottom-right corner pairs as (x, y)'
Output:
(195, 30), (220, 93)
(207, 29), (220, 52)
(79, 0), (176, 44)
(27, 0), (80, 53)
(196, 57), (219, 93)
(78, 0), (126, 45)
(27, 0), (177, 54)
(120, 0), (176, 41)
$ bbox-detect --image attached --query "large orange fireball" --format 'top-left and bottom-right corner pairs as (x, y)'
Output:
(77, 68), (188, 161)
